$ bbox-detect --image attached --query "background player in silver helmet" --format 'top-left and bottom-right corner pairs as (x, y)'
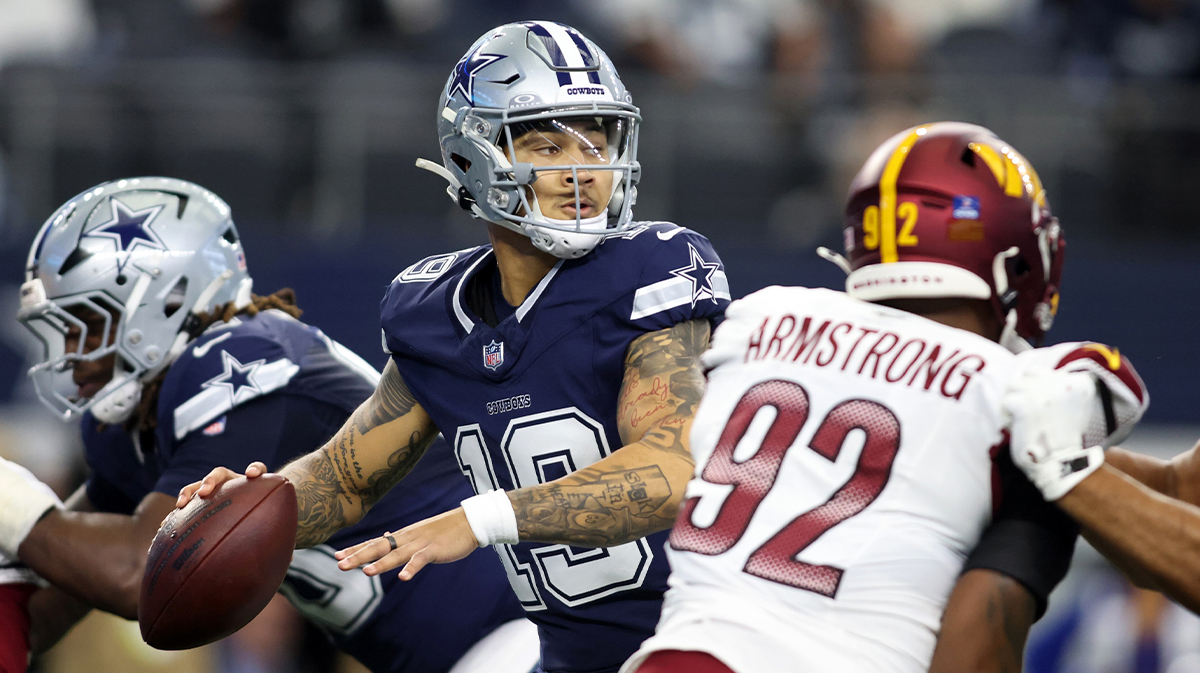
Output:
(0, 178), (535, 673)
(181, 21), (729, 673)
(623, 122), (1151, 673)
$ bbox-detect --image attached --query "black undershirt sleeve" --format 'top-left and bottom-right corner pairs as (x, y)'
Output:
(962, 447), (1080, 619)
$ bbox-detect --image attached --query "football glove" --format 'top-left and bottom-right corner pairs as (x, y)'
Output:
(1004, 360), (1105, 501)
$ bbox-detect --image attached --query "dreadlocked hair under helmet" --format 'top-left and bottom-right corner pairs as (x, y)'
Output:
(126, 288), (303, 434)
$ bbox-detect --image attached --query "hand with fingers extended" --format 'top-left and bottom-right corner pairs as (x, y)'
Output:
(175, 462), (269, 508)
(335, 507), (480, 581)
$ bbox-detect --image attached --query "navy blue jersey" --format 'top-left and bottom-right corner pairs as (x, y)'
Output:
(81, 309), (524, 673)
(380, 223), (730, 673)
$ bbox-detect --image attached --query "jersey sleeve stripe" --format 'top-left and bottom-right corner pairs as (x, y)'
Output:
(630, 271), (730, 320)
(173, 359), (300, 440)
(320, 333), (382, 385)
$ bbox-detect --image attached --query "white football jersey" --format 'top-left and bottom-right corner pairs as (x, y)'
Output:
(626, 286), (1022, 673)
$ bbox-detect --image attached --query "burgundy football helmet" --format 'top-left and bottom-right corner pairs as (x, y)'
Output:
(830, 122), (1065, 347)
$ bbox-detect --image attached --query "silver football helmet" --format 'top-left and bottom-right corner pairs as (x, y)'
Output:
(18, 177), (253, 422)
(418, 20), (641, 259)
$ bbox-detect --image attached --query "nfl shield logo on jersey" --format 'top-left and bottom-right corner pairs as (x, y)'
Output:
(484, 340), (504, 371)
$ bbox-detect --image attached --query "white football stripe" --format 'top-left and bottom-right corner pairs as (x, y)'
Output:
(629, 271), (730, 320)
(173, 358), (300, 440)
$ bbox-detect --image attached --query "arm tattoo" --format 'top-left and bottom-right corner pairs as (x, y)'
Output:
(361, 430), (434, 509)
(291, 450), (351, 548)
(354, 360), (421, 434)
(289, 360), (436, 547)
(617, 319), (711, 456)
(505, 321), (709, 548)
(509, 465), (675, 547)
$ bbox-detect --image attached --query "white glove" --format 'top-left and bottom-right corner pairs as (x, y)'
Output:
(1003, 361), (1105, 501)
(0, 457), (63, 557)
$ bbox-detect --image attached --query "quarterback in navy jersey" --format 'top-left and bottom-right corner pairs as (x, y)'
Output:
(0, 178), (532, 673)
(182, 21), (729, 673)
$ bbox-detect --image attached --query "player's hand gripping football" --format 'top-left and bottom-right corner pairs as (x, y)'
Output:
(1003, 358), (1105, 501)
(175, 461), (269, 508)
(334, 507), (479, 581)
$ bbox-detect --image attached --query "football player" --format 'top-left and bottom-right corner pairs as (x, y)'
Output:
(622, 122), (1150, 673)
(180, 21), (730, 673)
(932, 375), (1200, 671)
(0, 178), (535, 673)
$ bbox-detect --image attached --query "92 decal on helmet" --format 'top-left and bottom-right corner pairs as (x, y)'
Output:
(819, 122), (1065, 351)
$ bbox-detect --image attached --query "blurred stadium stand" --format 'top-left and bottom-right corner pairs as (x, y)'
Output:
(0, 62), (1197, 422)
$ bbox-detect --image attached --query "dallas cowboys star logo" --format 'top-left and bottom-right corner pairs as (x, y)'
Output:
(81, 198), (166, 272)
(203, 351), (265, 406)
(85, 198), (165, 253)
(670, 243), (721, 308)
(447, 49), (506, 105)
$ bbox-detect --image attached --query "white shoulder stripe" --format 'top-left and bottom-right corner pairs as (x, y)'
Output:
(173, 358), (300, 440)
(630, 271), (730, 321)
(320, 333), (381, 386)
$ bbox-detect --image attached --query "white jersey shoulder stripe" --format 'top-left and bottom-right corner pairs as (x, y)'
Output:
(173, 355), (300, 440)
(319, 332), (381, 386)
(630, 271), (730, 321)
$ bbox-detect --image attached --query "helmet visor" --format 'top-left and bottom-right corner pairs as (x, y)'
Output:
(492, 111), (637, 232)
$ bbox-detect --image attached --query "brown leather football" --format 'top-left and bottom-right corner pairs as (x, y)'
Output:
(139, 473), (298, 650)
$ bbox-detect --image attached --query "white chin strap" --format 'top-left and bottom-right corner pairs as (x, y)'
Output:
(415, 157), (612, 259)
(523, 206), (610, 259)
(90, 374), (142, 424)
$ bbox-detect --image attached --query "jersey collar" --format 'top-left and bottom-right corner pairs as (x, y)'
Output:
(452, 248), (565, 334)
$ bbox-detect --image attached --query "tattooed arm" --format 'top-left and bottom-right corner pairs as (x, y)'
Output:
(334, 319), (711, 580)
(929, 570), (1037, 673)
(508, 318), (710, 547)
(178, 359), (439, 548)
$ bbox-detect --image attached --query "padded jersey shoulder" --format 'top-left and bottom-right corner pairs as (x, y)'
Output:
(379, 246), (488, 351)
(588, 221), (730, 331)
(158, 311), (327, 443)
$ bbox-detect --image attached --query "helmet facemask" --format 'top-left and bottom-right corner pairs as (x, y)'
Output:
(19, 178), (252, 423)
(18, 287), (140, 422)
(448, 105), (640, 259)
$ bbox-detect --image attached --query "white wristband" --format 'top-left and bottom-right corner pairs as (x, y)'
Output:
(0, 457), (63, 557)
(461, 489), (519, 547)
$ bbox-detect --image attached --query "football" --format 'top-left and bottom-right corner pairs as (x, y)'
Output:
(139, 474), (298, 650)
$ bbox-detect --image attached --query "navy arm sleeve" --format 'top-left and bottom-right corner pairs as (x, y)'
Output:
(151, 393), (349, 498)
(962, 447), (1079, 619)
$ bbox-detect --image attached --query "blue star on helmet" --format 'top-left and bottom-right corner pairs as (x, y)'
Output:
(203, 351), (265, 406)
(447, 49), (507, 105)
(670, 243), (721, 308)
(84, 198), (166, 255)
